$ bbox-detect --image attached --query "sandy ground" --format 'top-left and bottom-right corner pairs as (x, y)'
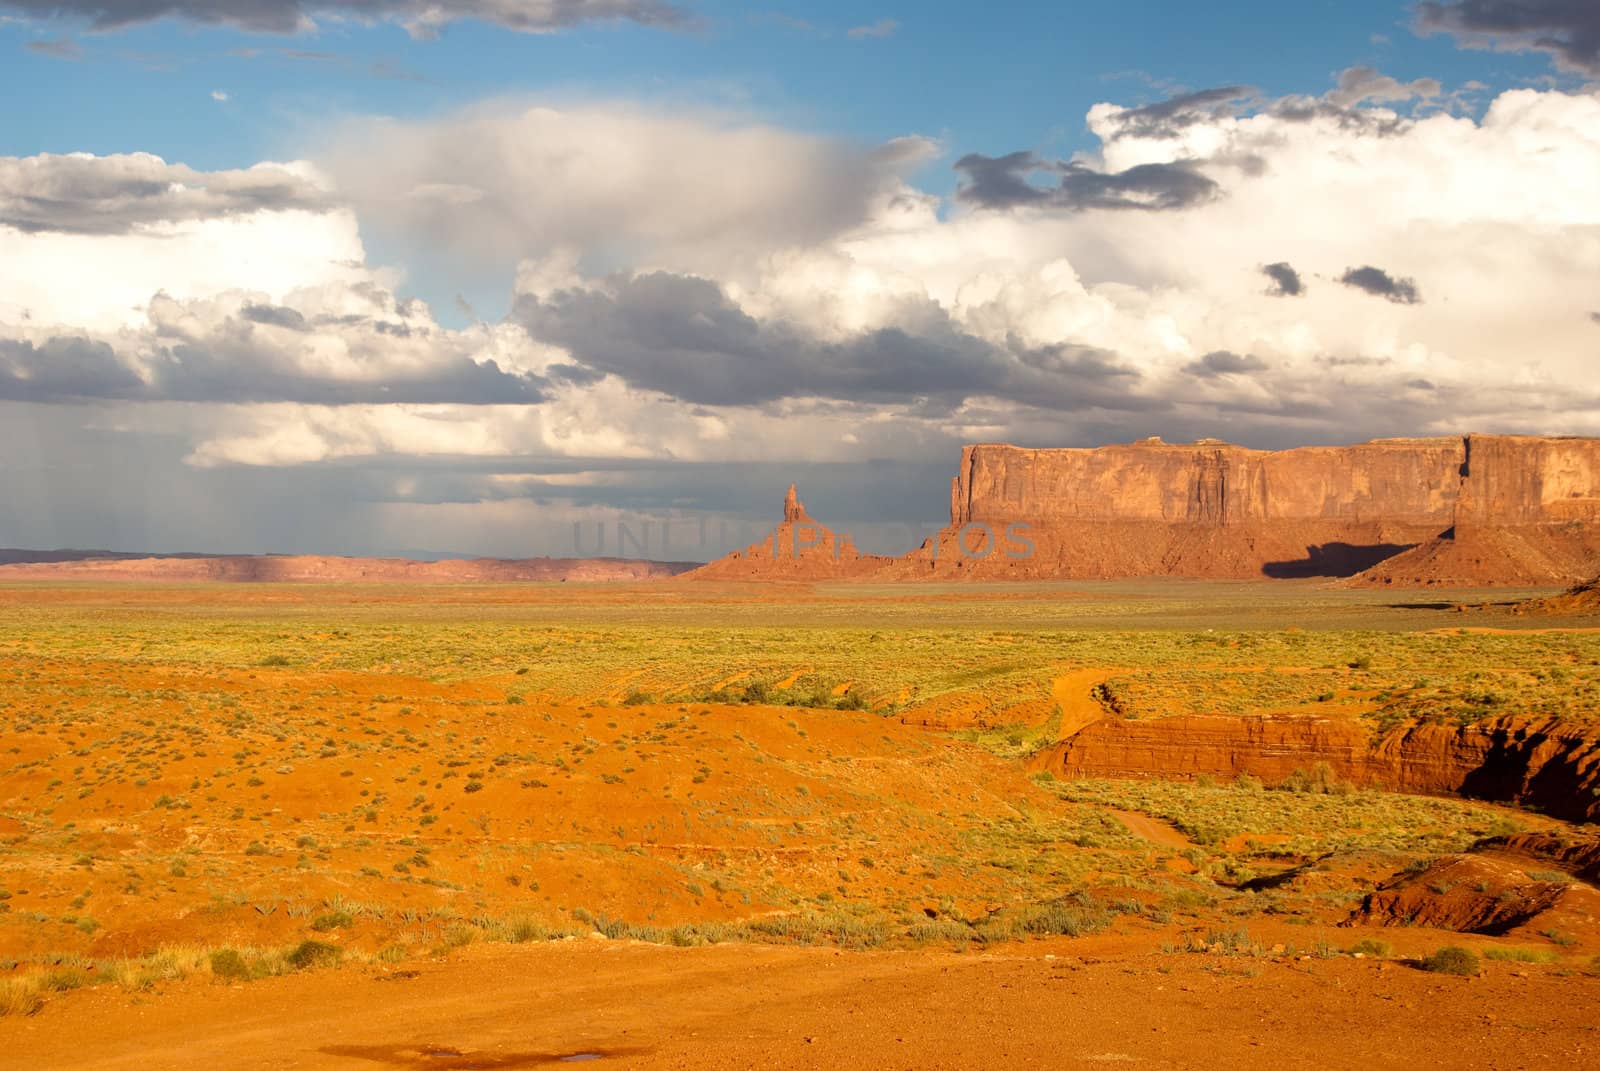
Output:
(4, 940), (1595, 1070)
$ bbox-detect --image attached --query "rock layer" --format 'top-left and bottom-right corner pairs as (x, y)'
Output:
(1027, 712), (1600, 822)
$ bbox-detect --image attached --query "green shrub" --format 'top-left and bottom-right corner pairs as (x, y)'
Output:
(209, 948), (252, 981)
(310, 910), (353, 932)
(286, 940), (342, 970)
(1419, 946), (1479, 976)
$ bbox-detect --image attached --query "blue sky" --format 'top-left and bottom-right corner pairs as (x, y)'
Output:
(4, 0), (1567, 327)
(2, 1), (1598, 556)
(2, 2), (1564, 170)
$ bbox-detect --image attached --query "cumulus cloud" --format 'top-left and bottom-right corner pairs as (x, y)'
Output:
(1326, 66), (1442, 108)
(1262, 262), (1304, 297)
(0, 152), (326, 235)
(320, 103), (937, 274)
(512, 269), (1151, 412)
(0, 0), (689, 37)
(953, 152), (1219, 212)
(1417, 1), (1600, 74)
(1339, 265), (1422, 304)
(8, 84), (1600, 554)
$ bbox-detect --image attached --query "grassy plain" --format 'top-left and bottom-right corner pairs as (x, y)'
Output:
(1, 578), (1598, 1023)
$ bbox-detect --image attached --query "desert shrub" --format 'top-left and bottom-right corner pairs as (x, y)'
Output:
(310, 910), (353, 932)
(258, 654), (291, 667)
(1484, 946), (1556, 963)
(0, 978), (43, 1018)
(1347, 938), (1392, 958)
(1419, 946), (1479, 976)
(286, 940), (342, 970)
(209, 948), (253, 981)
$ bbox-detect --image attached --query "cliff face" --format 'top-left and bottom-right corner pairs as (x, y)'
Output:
(1027, 712), (1600, 822)
(925, 434), (1600, 582)
(949, 437), (1466, 527)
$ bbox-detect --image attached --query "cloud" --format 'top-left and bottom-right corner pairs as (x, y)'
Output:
(847, 17), (898, 39)
(0, 0), (690, 37)
(1339, 265), (1422, 304)
(320, 103), (937, 275)
(1326, 65), (1442, 108)
(1417, 1), (1600, 74)
(1099, 85), (1257, 138)
(0, 152), (327, 235)
(512, 269), (1152, 413)
(1183, 350), (1269, 377)
(7, 86), (1600, 556)
(953, 152), (1220, 212)
(24, 36), (80, 58)
(1262, 262), (1304, 297)
(1, 284), (551, 404)
(211, 89), (229, 102)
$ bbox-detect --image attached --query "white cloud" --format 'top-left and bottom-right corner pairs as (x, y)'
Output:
(318, 102), (938, 277)
(7, 84), (1600, 555)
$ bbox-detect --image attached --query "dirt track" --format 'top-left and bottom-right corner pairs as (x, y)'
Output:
(4, 940), (1594, 1070)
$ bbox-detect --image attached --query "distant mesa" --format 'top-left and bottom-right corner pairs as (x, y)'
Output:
(0, 553), (698, 583)
(690, 434), (1600, 587)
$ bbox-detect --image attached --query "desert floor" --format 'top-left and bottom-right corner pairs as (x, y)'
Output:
(2, 579), (1598, 1066)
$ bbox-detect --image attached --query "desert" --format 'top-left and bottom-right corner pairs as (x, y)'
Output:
(9, 1), (1600, 1065)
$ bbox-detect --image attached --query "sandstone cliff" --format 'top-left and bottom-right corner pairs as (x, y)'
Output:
(1026, 712), (1600, 822)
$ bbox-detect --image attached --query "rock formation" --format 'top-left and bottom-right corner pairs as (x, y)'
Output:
(1509, 574), (1600, 616)
(688, 484), (886, 581)
(694, 434), (1600, 585)
(1025, 711), (1600, 822)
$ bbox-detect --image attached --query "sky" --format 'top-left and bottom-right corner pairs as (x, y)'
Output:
(2, 1), (1598, 560)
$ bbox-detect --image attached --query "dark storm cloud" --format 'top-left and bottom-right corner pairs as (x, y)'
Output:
(0, 337), (146, 402)
(514, 270), (1157, 414)
(1108, 85), (1256, 137)
(239, 303), (310, 331)
(1183, 350), (1270, 378)
(954, 152), (1219, 212)
(0, 0), (690, 35)
(0, 326), (548, 405)
(1417, 1), (1600, 74)
(1339, 266), (1422, 304)
(1262, 262), (1304, 297)
(0, 153), (328, 235)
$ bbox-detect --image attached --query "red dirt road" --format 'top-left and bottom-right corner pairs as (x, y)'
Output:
(4, 940), (1595, 1070)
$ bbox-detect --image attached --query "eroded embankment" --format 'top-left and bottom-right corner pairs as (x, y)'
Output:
(1028, 714), (1600, 822)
